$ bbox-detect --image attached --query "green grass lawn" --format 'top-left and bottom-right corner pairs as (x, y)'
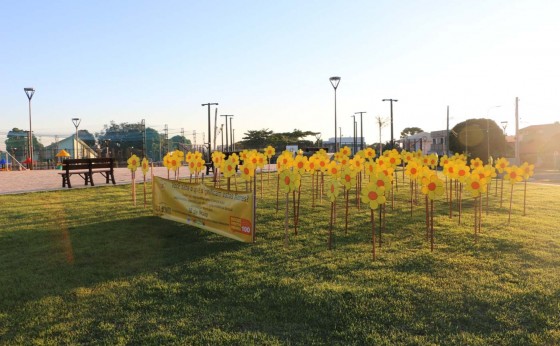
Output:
(1, 173), (559, 345)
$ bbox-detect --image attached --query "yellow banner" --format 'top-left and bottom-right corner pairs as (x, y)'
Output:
(152, 176), (254, 243)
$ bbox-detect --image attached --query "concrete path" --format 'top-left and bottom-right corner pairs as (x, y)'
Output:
(0, 167), (199, 194)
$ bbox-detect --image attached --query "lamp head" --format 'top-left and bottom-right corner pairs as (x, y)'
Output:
(72, 118), (81, 127)
(329, 76), (341, 89)
(24, 87), (35, 100)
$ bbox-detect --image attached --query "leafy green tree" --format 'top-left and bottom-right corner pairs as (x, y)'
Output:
(97, 121), (165, 161)
(5, 128), (44, 162)
(400, 127), (424, 138)
(238, 128), (318, 151)
(449, 118), (507, 162)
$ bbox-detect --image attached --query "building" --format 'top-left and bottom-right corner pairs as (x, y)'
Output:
(323, 136), (365, 155)
(519, 123), (560, 168)
(44, 135), (98, 161)
(400, 130), (450, 155)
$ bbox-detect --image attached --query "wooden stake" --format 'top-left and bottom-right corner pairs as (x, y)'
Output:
(430, 199), (434, 252)
(329, 201), (334, 250)
(508, 184), (514, 224)
(345, 189), (349, 235)
(523, 180), (527, 216)
(284, 193), (289, 248)
(371, 209), (376, 261)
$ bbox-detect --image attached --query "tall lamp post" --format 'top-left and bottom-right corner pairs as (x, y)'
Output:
(230, 117), (234, 151)
(382, 99), (398, 149)
(202, 102), (218, 162)
(351, 114), (357, 155)
(24, 87), (35, 169)
(72, 118), (81, 159)
(355, 112), (366, 151)
(329, 76), (341, 153)
(486, 105), (501, 161)
(220, 115), (233, 152)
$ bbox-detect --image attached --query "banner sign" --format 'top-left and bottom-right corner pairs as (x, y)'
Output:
(152, 176), (254, 243)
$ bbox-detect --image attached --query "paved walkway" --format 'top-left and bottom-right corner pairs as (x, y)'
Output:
(0, 167), (200, 194)
(0, 167), (557, 195)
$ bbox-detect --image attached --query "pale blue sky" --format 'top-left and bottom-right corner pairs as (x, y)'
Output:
(1, 0), (559, 150)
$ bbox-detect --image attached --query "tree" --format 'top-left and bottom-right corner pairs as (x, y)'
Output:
(400, 127), (424, 138)
(238, 128), (318, 151)
(78, 129), (96, 149)
(239, 129), (273, 149)
(97, 121), (165, 162)
(4, 128), (44, 162)
(449, 118), (507, 162)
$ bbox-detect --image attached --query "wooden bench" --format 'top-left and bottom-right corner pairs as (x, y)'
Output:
(59, 158), (116, 188)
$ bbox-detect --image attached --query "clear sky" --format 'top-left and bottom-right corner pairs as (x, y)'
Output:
(1, 0), (559, 151)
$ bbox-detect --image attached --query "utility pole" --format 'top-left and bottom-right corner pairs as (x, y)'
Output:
(201, 102), (218, 162)
(351, 114), (356, 155)
(220, 115), (233, 152)
(355, 112), (366, 151)
(382, 99), (398, 149)
(446, 106), (450, 156)
(515, 97), (520, 164)
(141, 119), (146, 158)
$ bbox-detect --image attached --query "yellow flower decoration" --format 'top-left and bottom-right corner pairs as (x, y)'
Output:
(264, 145), (276, 159)
(470, 158), (484, 170)
(364, 161), (377, 177)
(376, 156), (387, 170)
(326, 178), (341, 202)
(388, 151), (401, 167)
(221, 158), (237, 178)
(381, 167), (395, 182)
(276, 152), (293, 172)
(316, 155), (330, 172)
(185, 151), (194, 164)
(256, 153), (267, 168)
(455, 163), (471, 183)
(520, 162), (535, 180)
(340, 167), (357, 190)
(402, 150), (414, 163)
(141, 157), (149, 175)
(361, 181), (386, 210)
(504, 165), (524, 184)
(306, 156), (317, 174)
(279, 169), (300, 193)
(349, 156), (364, 171)
(439, 155), (450, 168)
(363, 147), (376, 161)
(239, 162), (255, 181)
(371, 171), (390, 191)
(194, 158), (205, 174)
(483, 164), (497, 179)
(421, 174), (445, 200)
(339, 146), (352, 157)
(293, 155), (308, 175)
(326, 161), (342, 177)
(127, 154), (140, 172)
(338, 155), (350, 167)
(465, 173), (487, 197)
(212, 151), (225, 167)
(495, 157), (510, 174)
(427, 154), (438, 169)
(229, 153), (239, 165)
(443, 162), (457, 179)
(405, 161), (421, 180)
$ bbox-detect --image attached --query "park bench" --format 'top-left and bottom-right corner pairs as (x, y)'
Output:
(59, 158), (116, 188)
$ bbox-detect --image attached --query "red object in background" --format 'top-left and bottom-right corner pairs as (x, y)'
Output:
(23, 157), (32, 164)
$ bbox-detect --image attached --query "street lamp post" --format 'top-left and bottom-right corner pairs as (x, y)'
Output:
(486, 105), (502, 161)
(355, 112), (366, 151)
(329, 76), (341, 153)
(202, 102), (218, 162)
(72, 118), (81, 159)
(339, 127), (342, 149)
(351, 115), (356, 156)
(220, 124), (224, 151)
(24, 87), (35, 169)
(220, 115), (233, 152)
(230, 116), (234, 151)
(382, 99), (398, 149)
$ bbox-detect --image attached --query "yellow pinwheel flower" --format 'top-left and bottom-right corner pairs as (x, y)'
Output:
(427, 154), (438, 169)
(421, 174), (445, 200)
(221, 158), (237, 178)
(339, 146), (352, 157)
(349, 155), (364, 171)
(293, 155), (308, 175)
(405, 161), (421, 180)
(256, 153), (267, 168)
(361, 181), (386, 210)
(316, 155), (330, 172)
(402, 150), (414, 164)
(340, 167), (357, 190)
(326, 161), (342, 177)
(520, 162), (535, 180)
(371, 171), (390, 191)
(212, 151), (225, 167)
(276, 152), (293, 172)
(376, 156), (387, 170)
(470, 158), (484, 170)
(229, 153), (240, 165)
(364, 161), (377, 177)
(364, 147), (376, 161)
(306, 156), (317, 174)
(264, 145), (276, 159)
(338, 155), (350, 167)
(185, 151), (194, 164)
(194, 158), (205, 174)
(127, 154), (140, 172)
(188, 160), (196, 173)
(439, 155), (450, 168)
(141, 157), (149, 175)
(443, 161), (457, 179)
(173, 150), (184, 162)
(465, 172), (487, 197)
(193, 151), (203, 161)
(326, 178), (341, 202)
(495, 157), (510, 174)
(388, 151), (401, 167)
(239, 162), (255, 181)
(279, 169), (300, 194)
(504, 165), (524, 184)
(455, 163), (471, 183)
(483, 164), (497, 179)
(381, 167), (395, 182)
(240, 150), (250, 162)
